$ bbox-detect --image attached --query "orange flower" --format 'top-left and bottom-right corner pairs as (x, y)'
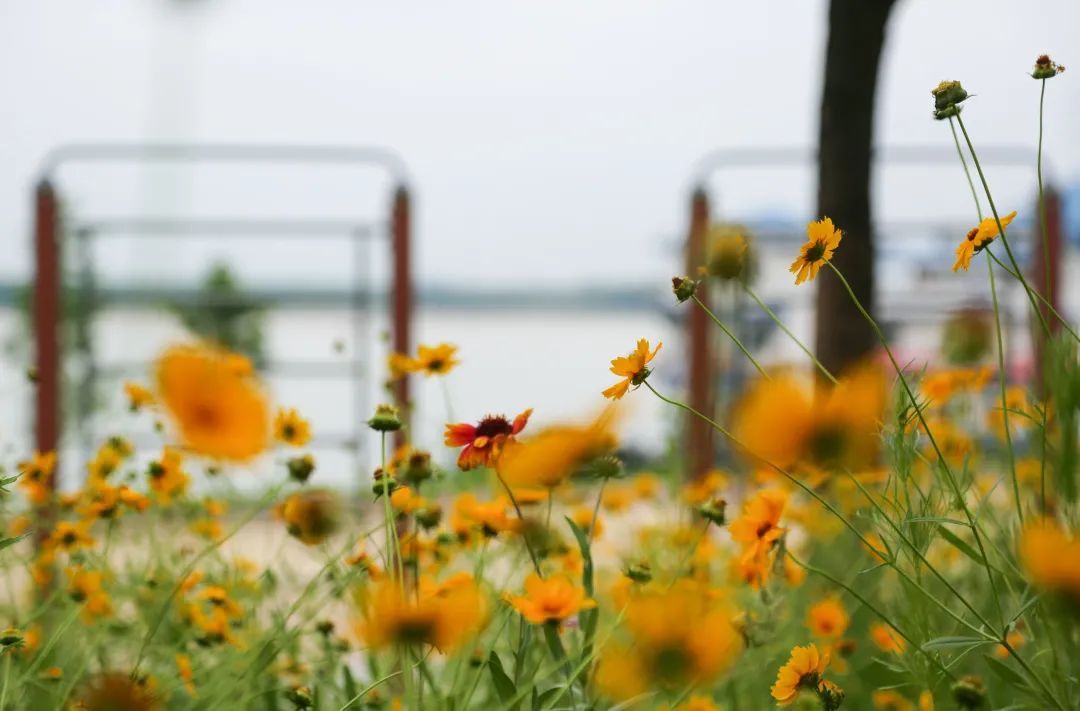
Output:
(603, 339), (662, 400)
(413, 343), (460, 377)
(952, 210), (1017, 272)
(1019, 518), (1080, 600)
(498, 409), (616, 489)
(729, 488), (788, 588)
(155, 344), (270, 462)
(790, 218), (842, 285)
(505, 573), (595, 628)
(807, 597), (849, 639)
(451, 494), (517, 538)
(869, 622), (906, 654)
(17, 451), (56, 505)
(771, 643), (830, 705)
(444, 409), (531, 470)
(356, 574), (487, 651)
(273, 408), (312, 447)
(123, 382), (155, 412)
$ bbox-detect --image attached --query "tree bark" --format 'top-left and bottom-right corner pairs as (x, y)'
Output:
(814, 0), (897, 377)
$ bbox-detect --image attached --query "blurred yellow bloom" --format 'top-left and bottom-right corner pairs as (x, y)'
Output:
(66, 567), (112, 622)
(498, 409), (617, 489)
(124, 381), (155, 412)
(155, 343), (270, 462)
(1019, 519), (1080, 600)
(807, 597), (849, 640)
(505, 573), (595, 628)
(869, 622), (906, 654)
(281, 489), (342, 546)
(273, 407), (312, 447)
(17, 450), (56, 505)
(356, 573), (487, 651)
(873, 690), (915, 710)
(147, 447), (190, 505)
(414, 342), (460, 377)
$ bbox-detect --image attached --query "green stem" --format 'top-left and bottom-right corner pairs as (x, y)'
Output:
(690, 294), (770, 379)
(1037, 78), (1051, 304)
(954, 112), (1050, 337)
(495, 471), (544, 577)
(0, 650), (11, 711)
(986, 256), (1023, 525)
(588, 479), (606, 546)
(825, 260), (1007, 628)
(947, 117), (983, 223)
(744, 284), (837, 384)
(985, 251), (1079, 342)
(643, 380), (992, 638)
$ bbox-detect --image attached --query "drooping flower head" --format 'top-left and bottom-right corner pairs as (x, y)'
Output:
(952, 210), (1017, 272)
(603, 339), (662, 400)
(444, 409), (531, 470)
(790, 218), (842, 285)
(155, 344), (270, 462)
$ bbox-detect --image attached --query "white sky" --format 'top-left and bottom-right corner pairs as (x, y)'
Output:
(1, 0), (1077, 289)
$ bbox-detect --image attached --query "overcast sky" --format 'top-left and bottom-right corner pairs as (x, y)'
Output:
(2, 0), (1077, 289)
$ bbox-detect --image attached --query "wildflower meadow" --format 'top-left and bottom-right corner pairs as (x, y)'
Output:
(1, 58), (1078, 711)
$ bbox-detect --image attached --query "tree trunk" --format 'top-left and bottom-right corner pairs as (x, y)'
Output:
(814, 0), (897, 377)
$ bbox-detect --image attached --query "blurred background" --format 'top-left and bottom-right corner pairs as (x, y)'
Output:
(1, 0), (1078, 490)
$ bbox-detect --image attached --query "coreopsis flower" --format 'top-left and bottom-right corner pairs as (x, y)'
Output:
(355, 573), (487, 651)
(124, 382), (155, 412)
(603, 339), (662, 400)
(869, 622), (906, 654)
(273, 408), (312, 447)
(66, 567), (112, 622)
(732, 365), (886, 473)
(147, 447), (190, 505)
(79, 482), (149, 520)
(46, 521), (96, 553)
(413, 342), (460, 376)
(571, 506), (604, 539)
(729, 488), (788, 588)
(874, 690), (916, 710)
(155, 344), (270, 461)
(176, 654), (196, 696)
(444, 409), (532, 470)
(771, 644), (833, 706)
(76, 673), (159, 711)
(706, 224), (754, 282)
(807, 597), (849, 640)
(952, 210), (1017, 272)
(632, 473), (662, 499)
(594, 582), (741, 700)
(1019, 518), (1080, 600)
(790, 218), (842, 285)
(386, 352), (415, 380)
(281, 489), (343, 546)
(1031, 54), (1065, 79)
(682, 469), (729, 506)
(451, 494), (517, 538)
(504, 573), (595, 628)
(994, 629), (1026, 659)
(497, 410), (616, 489)
(662, 696), (721, 711)
(17, 450), (56, 505)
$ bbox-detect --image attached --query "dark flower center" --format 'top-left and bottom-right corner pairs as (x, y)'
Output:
(475, 416), (513, 438)
(805, 242), (827, 263)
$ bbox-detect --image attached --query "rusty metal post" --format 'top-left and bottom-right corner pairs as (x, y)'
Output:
(686, 187), (714, 479)
(33, 179), (61, 557)
(390, 185), (412, 447)
(1032, 186), (1062, 386)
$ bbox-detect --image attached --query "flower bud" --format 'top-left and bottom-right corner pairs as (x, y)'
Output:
(284, 685), (314, 709)
(282, 489), (342, 546)
(589, 455), (624, 480)
(672, 276), (697, 303)
(951, 675), (987, 709)
(416, 503), (444, 530)
(1032, 54), (1065, 79)
(401, 450), (434, 485)
(706, 225), (754, 282)
(286, 454), (316, 484)
(623, 561), (653, 583)
(0, 628), (23, 648)
(372, 469), (399, 498)
(931, 80), (969, 120)
(695, 497), (727, 525)
(367, 404), (402, 432)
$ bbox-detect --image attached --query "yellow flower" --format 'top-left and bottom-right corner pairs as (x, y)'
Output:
(155, 343), (270, 461)
(46, 521), (96, 553)
(76, 673), (159, 711)
(603, 339), (662, 400)
(771, 643), (829, 706)
(281, 490), (342, 546)
(595, 582), (741, 700)
(682, 469), (729, 506)
(1019, 519), (1080, 600)
(952, 210), (1017, 272)
(356, 574), (487, 651)
(790, 218), (842, 285)
(451, 494), (518, 538)
(414, 342), (460, 377)
(17, 450), (56, 505)
(571, 506), (604, 539)
(273, 407), (312, 447)
(729, 488), (787, 588)
(498, 410), (617, 489)
(663, 695), (721, 711)
(386, 352), (416, 380)
(124, 381), (155, 412)
(807, 597), (849, 640)
(176, 654), (196, 696)
(505, 573), (595, 628)
(66, 567), (112, 622)
(869, 622), (906, 654)
(147, 447), (190, 505)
